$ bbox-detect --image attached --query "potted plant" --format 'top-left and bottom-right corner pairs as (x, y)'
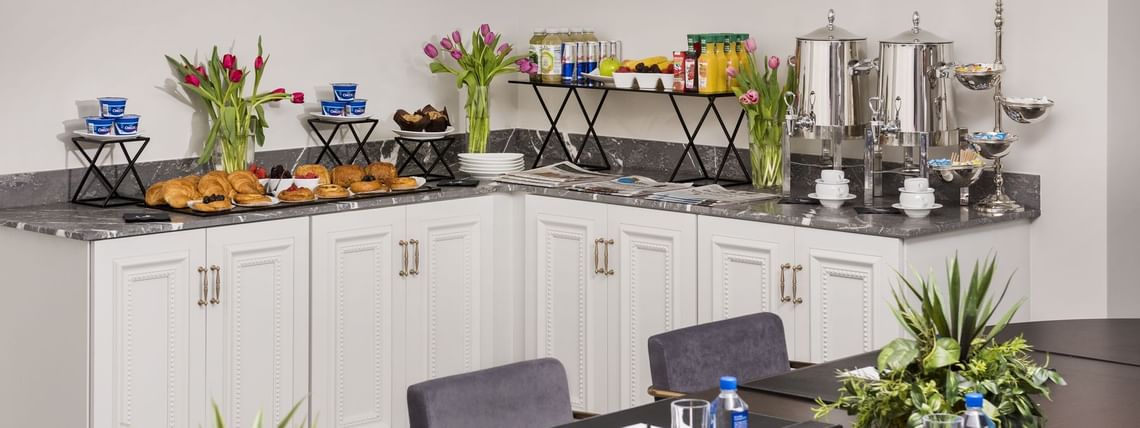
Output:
(167, 37), (304, 172)
(422, 24), (536, 154)
(814, 256), (1065, 427)
(730, 40), (796, 189)
(209, 398), (312, 428)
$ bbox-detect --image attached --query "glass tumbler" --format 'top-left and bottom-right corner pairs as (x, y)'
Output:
(922, 413), (965, 428)
(670, 399), (710, 428)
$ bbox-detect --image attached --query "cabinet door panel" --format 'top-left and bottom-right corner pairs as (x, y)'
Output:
(526, 196), (609, 413)
(795, 229), (900, 362)
(92, 230), (207, 428)
(206, 218), (309, 427)
(405, 198), (494, 386)
(312, 208), (405, 428)
(608, 206), (697, 410)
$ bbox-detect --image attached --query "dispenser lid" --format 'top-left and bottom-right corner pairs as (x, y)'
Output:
(798, 9), (865, 41)
(883, 11), (952, 44)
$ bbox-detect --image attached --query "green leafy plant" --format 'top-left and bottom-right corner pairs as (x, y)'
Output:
(814, 255), (1065, 427)
(209, 398), (314, 428)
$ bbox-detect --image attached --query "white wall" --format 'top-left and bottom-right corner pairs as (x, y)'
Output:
(1107, 0), (1140, 318)
(0, 0), (1118, 320)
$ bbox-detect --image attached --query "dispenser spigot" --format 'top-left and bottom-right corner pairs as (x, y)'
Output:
(783, 91), (816, 136)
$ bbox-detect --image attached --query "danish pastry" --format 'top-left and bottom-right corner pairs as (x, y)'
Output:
(278, 186), (316, 202)
(315, 184), (350, 199)
(331, 165), (366, 187)
(349, 178), (385, 194)
(294, 164), (331, 185)
(227, 171), (264, 194)
(389, 177), (419, 191)
(191, 194), (232, 212)
(366, 162), (398, 182)
(234, 193), (272, 205)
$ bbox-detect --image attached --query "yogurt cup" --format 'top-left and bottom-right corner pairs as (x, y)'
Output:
(345, 99), (367, 117)
(321, 100), (347, 116)
(113, 114), (140, 135)
(97, 97), (128, 118)
(85, 116), (115, 135)
(330, 83), (357, 102)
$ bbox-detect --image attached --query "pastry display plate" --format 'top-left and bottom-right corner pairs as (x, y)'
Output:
(142, 185), (439, 217)
(393, 127), (455, 140)
(308, 112), (375, 122)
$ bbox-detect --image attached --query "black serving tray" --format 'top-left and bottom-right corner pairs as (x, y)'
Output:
(141, 185), (440, 217)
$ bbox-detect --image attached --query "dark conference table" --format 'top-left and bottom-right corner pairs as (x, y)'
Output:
(560, 319), (1140, 427)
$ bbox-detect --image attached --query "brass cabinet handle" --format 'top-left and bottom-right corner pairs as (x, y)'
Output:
(791, 264), (804, 304)
(398, 240), (409, 277)
(593, 238), (605, 274)
(409, 239), (420, 276)
(603, 239), (615, 276)
(197, 266), (208, 307)
(209, 265), (221, 305)
(779, 263), (792, 303)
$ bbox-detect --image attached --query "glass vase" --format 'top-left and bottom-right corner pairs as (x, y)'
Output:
(749, 116), (783, 189)
(465, 85), (490, 153)
(215, 134), (255, 173)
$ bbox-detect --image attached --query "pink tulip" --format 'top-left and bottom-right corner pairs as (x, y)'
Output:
(768, 56), (780, 70)
(480, 24), (491, 37)
(424, 43), (439, 59)
(743, 38), (757, 53)
(440, 37), (454, 51)
(451, 49), (463, 60)
(738, 94), (752, 105)
(184, 73), (201, 87)
(222, 53), (236, 70)
(291, 92), (304, 104)
(745, 89), (760, 104)
(518, 61), (532, 74)
(228, 69), (243, 83)
(483, 31), (495, 46)
(272, 87), (285, 94)
(725, 66), (737, 78)
(497, 43), (510, 55)
(254, 55), (264, 70)
(452, 30), (462, 46)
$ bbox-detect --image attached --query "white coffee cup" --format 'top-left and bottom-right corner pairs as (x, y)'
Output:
(821, 169), (846, 183)
(899, 191), (935, 209)
(815, 181), (850, 198)
(903, 177), (929, 192)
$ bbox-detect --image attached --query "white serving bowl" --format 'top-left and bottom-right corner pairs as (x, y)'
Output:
(457, 152), (523, 161)
(898, 191), (935, 209)
(893, 203), (943, 219)
(613, 72), (636, 89)
(815, 182), (850, 199)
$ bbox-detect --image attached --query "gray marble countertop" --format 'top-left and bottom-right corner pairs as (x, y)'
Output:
(0, 180), (1038, 242)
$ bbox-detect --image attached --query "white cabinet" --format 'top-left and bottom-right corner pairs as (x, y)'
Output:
(526, 196), (696, 414)
(92, 218), (309, 428)
(311, 197), (495, 428)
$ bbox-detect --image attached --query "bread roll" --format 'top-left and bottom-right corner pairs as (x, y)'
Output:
(366, 162), (398, 182)
(331, 165), (366, 187)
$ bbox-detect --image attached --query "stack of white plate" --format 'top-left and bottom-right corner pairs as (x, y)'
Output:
(458, 153), (525, 180)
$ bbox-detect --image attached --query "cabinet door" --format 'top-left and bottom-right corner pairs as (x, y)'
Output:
(526, 196), (610, 413)
(404, 198), (494, 386)
(92, 230), (208, 428)
(794, 228), (900, 363)
(607, 206), (697, 410)
(697, 216), (797, 357)
(312, 207), (405, 428)
(205, 218), (309, 427)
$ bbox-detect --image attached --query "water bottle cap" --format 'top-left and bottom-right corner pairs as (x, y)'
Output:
(720, 376), (738, 390)
(965, 392), (984, 408)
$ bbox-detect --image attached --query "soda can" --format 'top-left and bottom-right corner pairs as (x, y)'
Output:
(598, 40), (611, 60)
(561, 42), (578, 82)
(611, 40), (622, 62)
(584, 41), (599, 77)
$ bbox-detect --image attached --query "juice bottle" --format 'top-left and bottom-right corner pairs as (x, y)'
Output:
(528, 28), (546, 83)
(725, 36), (738, 90)
(738, 33), (752, 75)
(540, 28), (563, 83)
(697, 39), (711, 94)
(710, 40), (725, 93)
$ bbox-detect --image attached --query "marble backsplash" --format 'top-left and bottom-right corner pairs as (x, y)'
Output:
(0, 128), (1039, 210)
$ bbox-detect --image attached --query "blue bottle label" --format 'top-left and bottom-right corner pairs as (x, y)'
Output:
(731, 410), (748, 428)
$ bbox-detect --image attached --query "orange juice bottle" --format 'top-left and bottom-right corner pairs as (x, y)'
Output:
(725, 36), (738, 90)
(736, 33), (752, 76)
(711, 40), (725, 92)
(697, 38), (711, 94)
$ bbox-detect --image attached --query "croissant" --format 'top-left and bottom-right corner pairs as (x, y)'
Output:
(145, 180), (167, 206)
(227, 171), (264, 194)
(163, 181), (200, 208)
(331, 165), (365, 187)
(199, 172), (234, 198)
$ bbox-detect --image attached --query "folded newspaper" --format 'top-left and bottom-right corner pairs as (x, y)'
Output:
(646, 185), (780, 206)
(494, 161), (615, 188)
(569, 176), (693, 197)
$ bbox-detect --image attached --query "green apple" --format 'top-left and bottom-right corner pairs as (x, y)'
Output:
(598, 57), (621, 77)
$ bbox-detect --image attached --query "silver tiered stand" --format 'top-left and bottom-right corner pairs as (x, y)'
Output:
(946, 0), (1054, 214)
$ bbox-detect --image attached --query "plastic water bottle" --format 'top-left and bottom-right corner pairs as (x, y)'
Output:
(710, 376), (749, 428)
(963, 392), (993, 428)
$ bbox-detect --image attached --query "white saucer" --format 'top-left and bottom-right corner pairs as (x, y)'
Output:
(892, 203), (943, 219)
(393, 127), (456, 141)
(234, 196), (280, 208)
(808, 193), (857, 209)
(309, 112), (374, 122)
(898, 187), (935, 194)
(816, 179), (851, 185)
(73, 130), (144, 141)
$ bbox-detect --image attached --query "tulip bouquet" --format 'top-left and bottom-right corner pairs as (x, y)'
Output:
(729, 39), (796, 189)
(423, 24), (536, 153)
(166, 37), (304, 172)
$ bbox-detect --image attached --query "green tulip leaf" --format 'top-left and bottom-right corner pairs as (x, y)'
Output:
(923, 337), (961, 370)
(878, 338), (920, 372)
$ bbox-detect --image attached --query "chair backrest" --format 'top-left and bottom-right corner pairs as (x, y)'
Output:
(406, 358), (574, 428)
(648, 312), (790, 394)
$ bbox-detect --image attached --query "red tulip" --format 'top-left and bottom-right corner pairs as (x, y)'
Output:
(184, 73), (201, 87)
(254, 55), (264, 70)
(440, 37), (454, 51)
(497, 43), (510, 55)
(291, 92), (304, 104)
(451, 30), (462, 46)
(228, 69), (243, 83)
(483, 31), (495, 46)
(479, 24), (491, 37)
(424, 43), (439, 59)
(450, 49), (462, 60)
(272, 87), (285, 94)
(196, 66), (207, 79)
(222, 53), (236, 70)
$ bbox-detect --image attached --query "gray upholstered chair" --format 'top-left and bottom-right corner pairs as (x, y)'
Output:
(647, 312), (796, 398)
(406, 358), (574, 428)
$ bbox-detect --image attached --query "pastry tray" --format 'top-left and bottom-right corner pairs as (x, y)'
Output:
(141, 185), (440, 217)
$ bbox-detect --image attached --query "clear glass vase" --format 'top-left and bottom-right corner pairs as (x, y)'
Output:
(465, 85), (490, 153)
(749, 116), (783, 189)
(215, 134), (255, 173)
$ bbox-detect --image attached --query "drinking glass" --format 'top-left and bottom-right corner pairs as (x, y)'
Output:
(670, 399), (710, 428)
(922, 413), (964, 428)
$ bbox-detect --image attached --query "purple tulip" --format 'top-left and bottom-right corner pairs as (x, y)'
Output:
(725, 66), (737, 78)
(452, 30), (462, 46)
(424, 43), (439, 59)
(744, 38), (757, 53)
(768, 55), (780, 70)
(451, 49), (463, 60)
(483, 31), (495, 46)
(480, 24), (491, 37)
(440, 37), (454, 51)
(497, 43), (510, 55)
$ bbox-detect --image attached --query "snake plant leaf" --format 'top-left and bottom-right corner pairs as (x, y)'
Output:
(948, 255), (962, 338)
(878, 338), (920, 371)
(251, 411), (263, 428)
(922, 337), (961, 370)
(275, 397), (305, 428)
(212, 401), (225, 428)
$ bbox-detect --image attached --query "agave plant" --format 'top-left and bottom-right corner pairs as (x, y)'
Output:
(210, 398), (313, 428)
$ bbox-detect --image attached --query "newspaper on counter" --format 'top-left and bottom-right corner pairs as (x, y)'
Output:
(494, 161), (616, 188)
(646, 185), (780, 206)
(569, 176), (693, 197)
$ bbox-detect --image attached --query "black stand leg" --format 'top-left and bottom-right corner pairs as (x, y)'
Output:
(668, 95), (714, 182)
(345, 120), (378, 164)
(667, 96), (749, 186)
(709, 105), (750, 186)
(307, 119), (344, 165)
(531, 85), (577, 169)
(70, 137), (149, 208)
(570, 88), (612, 170)
(396, 137), (457, 181)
